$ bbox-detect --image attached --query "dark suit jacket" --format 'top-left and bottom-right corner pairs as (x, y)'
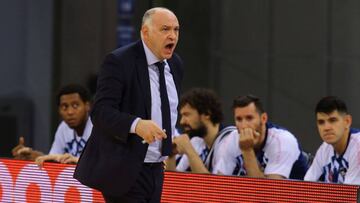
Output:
(73, 40), (183, 196)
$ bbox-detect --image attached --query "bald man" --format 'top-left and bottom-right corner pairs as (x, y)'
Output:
(74, 7), (183, 202)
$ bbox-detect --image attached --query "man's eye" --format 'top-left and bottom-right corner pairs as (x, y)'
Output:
(246, 117), (253, 121)
(329, 118), (338, 123)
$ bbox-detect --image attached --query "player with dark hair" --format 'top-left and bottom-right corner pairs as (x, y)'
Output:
(166, 88), (236, 173)
(214, 95), (308, 180)
(12, 84), (92, 166)
(304, 96), (360, 184)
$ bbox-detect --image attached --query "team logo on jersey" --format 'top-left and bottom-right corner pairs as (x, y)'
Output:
(64, 137), (87, 157)
(233, 153), (269, 176)
(322, 154), (349, 183)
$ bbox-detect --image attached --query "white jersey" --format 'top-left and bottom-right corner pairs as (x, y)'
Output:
(213, 123), (307, 179)
(176, 137), (207, 172)
(304, 129), (360, 185)
(176, 125), (237, 173)
(49, 117), (93, 157)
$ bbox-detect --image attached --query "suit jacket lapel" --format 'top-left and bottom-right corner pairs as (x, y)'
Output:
(135, 41), (151, 119)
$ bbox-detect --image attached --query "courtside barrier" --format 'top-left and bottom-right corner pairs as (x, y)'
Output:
(0, 158), (104, 202)
(0, 158), (359, 202)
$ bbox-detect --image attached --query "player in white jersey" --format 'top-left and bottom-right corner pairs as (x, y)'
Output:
(213, 95), (308, 179)
(304, 96), (360, 185)
(166, 88), (237, 174)
(12, 84), (92, 166)
(175, 125), (236, 173)
(49, 118), (92, 157)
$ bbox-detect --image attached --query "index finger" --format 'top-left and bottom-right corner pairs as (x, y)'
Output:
(35, 157), (45, 168)
(19, 137), (25, 145)
(154, 129), (167, 140)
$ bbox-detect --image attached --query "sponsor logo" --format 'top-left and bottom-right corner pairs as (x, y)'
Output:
(0, 159), (104, 202)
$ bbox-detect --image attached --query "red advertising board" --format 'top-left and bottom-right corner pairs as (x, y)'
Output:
(0, 158), (104, 202)
(0, 158), (359, 202)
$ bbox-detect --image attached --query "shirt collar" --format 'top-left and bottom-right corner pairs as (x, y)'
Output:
(142, 40), (164, 66)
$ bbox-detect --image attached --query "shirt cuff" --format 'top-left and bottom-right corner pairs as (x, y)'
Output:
(130, 118), (141, 133)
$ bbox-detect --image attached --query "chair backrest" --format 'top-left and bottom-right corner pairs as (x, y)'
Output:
(302, 150), (314, 169)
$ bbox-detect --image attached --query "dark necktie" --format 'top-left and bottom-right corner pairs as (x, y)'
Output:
(155, 61), (172, 156)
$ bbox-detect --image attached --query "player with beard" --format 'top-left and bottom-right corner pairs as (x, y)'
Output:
(166, 88), (236, 174)
(213, 95), (308, 179)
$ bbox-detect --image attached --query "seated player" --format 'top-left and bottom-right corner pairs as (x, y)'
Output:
(214, 95), (308, 179)
(12, 84), (92, 166)
(304, 96), (360, 184)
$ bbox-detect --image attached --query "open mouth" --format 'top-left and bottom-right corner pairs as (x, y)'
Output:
(165, 43), (175, 50)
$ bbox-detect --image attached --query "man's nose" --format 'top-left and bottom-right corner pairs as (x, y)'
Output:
(179, 117), (185, 125)
(240, 120), (250, 128)
(168, 30), (177, 40)
(66, 107), (75, 115)
(323, 122), (332, 130)
(236, 122), (248, 131)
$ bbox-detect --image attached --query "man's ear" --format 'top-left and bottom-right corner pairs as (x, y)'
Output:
(200, 113), (211, 123)
(141, 25), (149, 39)
(261, 112), (268, 124)
(345, 114), (352, 129)
(85, 102), (91, 112)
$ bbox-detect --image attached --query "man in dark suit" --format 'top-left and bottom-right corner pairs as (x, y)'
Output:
(73, 7), (183, 203)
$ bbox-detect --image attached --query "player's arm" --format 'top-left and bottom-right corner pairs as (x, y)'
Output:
(241, 149), (266, 178)
(173, 134), (210, 174)
(164, 151), (177, 171)
(35, 154), (62, 167)
(240, 128), (269, 178)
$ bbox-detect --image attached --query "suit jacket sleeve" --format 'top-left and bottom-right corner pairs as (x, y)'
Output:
(90, 53), (137, 143)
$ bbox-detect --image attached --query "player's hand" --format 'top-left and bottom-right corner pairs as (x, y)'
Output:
(239, 128), (260, 150)
(35, 154), (60, 168)
(12, 137), (44, 161)
(58, 153), (79, 164)
(12, 137), (27, 157)
(172, 134), (191, 154)
(135, 119), (167, 144)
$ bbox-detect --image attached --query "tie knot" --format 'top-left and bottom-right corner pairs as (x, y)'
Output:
(155, 61), (165, 72)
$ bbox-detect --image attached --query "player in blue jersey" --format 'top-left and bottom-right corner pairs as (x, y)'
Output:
(214, 95), (308, 179)
(166, 88), (236, 174)
(304, 96), (360, 184)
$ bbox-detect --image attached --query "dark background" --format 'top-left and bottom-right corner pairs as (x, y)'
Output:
(1, 0), (360, 156)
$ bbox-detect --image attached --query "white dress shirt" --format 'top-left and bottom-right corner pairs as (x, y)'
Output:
(130, 41), (178, 162)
